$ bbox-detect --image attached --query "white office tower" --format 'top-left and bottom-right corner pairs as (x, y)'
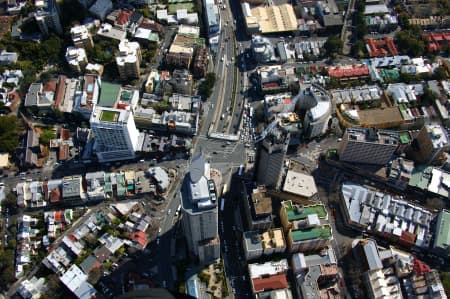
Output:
(116, 39), (142, 80)
(34, 0), (62, 35)
(90, 106), (139, 162)
(181, 154), (220, 264)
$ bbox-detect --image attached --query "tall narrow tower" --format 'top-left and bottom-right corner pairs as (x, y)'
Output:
(256, 126), (290, 188)
(181, 154), (220, 264)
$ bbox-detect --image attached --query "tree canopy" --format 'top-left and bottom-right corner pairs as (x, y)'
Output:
(198, 73), (216, 100)
(324, 36), (343, 58)
(395, 28), (425, 57)
(0, 115), (19, 153)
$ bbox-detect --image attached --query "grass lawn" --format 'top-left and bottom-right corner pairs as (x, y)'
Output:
(168, 2), (195, 14)
(100, 110), (119, 122)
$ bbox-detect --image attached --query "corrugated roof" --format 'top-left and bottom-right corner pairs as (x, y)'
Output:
(433, 210), (450, 251)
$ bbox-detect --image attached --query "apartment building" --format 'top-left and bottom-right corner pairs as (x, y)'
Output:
(73, 75), (101, 120)
(34, 0), (62, 35)
(280, 201), (332, 253)
(407, 124), (449, 165)
(70, 25), (94, 49)
(338, 127), (399, 165)
(116, 39), (142, 80)
(292, 247), (341, 299)
(65, 47), (88, 73)
(248, 260), (290, 294)
(243, 228), (286, 261)
(242, 185), (274, 231)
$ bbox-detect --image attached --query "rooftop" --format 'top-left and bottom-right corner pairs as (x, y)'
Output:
(433, 210), (450, 251)
(425, 124), (448, 149)
(244, 3), (297, 34)
(252, 274), (289, 293)
(100, 110), (119, 122)
(283, 170), (318, 198)
(291, 225), (332, 242)
(251, 190), (273, 215)
(284, 202), (327, 221)
(249, 259), (289, 278)
(341, 182), (433, 248)
(98, 82), (121, 107)
(345, 127), (399, 145)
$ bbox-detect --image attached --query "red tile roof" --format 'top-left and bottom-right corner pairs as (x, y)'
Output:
(44, 80), (57, 92)
(129, 230), (148, 247)
(413, 259), (431, 275)
(327, 64), (369, 78)
(50, 188), (61, 203)
(117, 9), (132, 25)
(399, 231), (416, 247)
(53, 75), (67, 109)
(365, 37), (398, 57)
(252, 273), (289, 293)
(54, 210), (64, 223)
(60, 128), (70, 140)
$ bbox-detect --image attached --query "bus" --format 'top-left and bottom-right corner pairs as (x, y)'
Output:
(238, 164), (244, 176)
(220, 197), (226, 212)
(175, 204), (181, 217)
(222, 184), (228, 195)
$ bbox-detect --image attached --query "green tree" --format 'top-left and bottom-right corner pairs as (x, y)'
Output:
(351, 40), (366, 58)
(153, 100), (172, 114)
(441, 272), (450, 296)
(398, 12), (410, 28)
(0, 115), (19, 153)
(421, 86), (437, 106)
(324, 36), (343, 58)
(198, 73), (216, 100)
(433, 66), (449, 81)
(1, 193), (17, 214)
(39, 128), (56, 146)
(395, 30), (425, 57)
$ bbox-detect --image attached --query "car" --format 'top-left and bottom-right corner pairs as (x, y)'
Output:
(167, 209), (171, 215)
(213, 151), (218, 154)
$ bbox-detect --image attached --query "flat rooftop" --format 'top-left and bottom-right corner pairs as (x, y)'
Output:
(100, 110), (119, 122)
(99, 82), (121, 107)
(357, 107), (404, 127)
(291, 225), (332, 242)
(246, 4), (297, 34)
(285, 203), (327, 221)
(283, 170), (318, 198)
(251, 191), (272, 215)
(425, 125), (448, 148)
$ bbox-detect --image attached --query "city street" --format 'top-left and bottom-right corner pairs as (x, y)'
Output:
(219, 173), (252, 299)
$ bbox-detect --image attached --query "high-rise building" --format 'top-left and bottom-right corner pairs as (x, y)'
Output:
(301, 85), (332, 139)
(90, 106), (139, 162)
(338, 127), (399, 165)
(70, 25), (94, 49)
(256, 126), (289, 188)
(116, 39), (142, 80)
(34, 0), (62, 35)
(407, 125), (449, 165)
(181, 154), (220, 264)
(202, 0), (220, 48)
